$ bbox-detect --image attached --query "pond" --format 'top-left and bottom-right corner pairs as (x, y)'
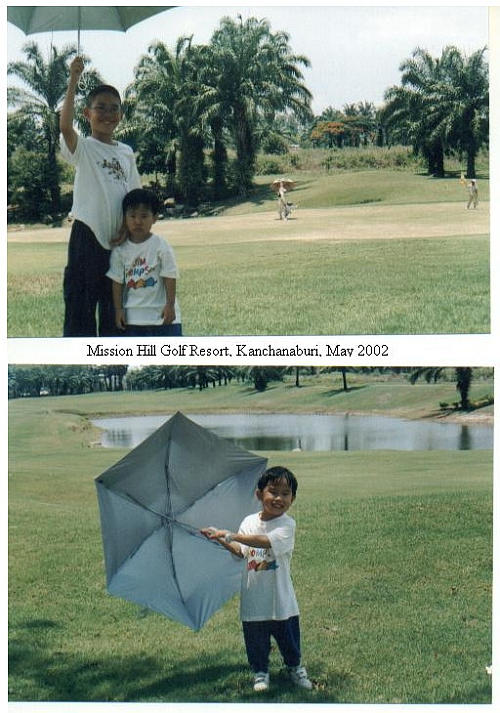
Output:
(92, 412), (493, 452)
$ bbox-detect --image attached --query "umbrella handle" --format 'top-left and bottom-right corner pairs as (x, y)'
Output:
(78, 72), (92, 93)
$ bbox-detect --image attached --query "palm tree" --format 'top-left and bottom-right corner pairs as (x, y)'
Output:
(209, 15), (312, 194)
(383, 45), (488, 177)
(355, 101), (377, 146)
(128, 37), (206, 205)
(383, 47), (447, 176)
(8, 42), (79, 213)
(409, 367), (473, 410)
(432, 46), (488, 177)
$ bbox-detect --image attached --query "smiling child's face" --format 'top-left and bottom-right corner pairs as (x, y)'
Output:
(257, 477), (295, 521)
(84, 91), (122, 142)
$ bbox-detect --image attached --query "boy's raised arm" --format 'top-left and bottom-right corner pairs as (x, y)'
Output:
(60, 56), (84, 154)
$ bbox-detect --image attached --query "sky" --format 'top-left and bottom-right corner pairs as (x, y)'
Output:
(6, 3), (489, 115)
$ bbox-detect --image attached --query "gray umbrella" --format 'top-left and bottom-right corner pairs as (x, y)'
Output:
(8, 6), (176, 52)
(95, 412), (267, 631)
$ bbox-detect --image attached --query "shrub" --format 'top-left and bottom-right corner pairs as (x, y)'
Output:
(255, 154), (288, 175)
(9, 148), (53, 220)
(261, 133), (290, 155)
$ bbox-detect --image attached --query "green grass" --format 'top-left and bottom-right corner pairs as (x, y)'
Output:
(179, 236), (489, 335)
(225, 168), (490, 214)
(7, 234), (490, 337)
(14, 371), (493, 420)
(7, 169), (490, 336)
(8, 390), (493, 703)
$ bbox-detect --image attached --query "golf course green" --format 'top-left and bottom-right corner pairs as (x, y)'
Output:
(8, 374), (493, 703)
(7, 169), (490, 337)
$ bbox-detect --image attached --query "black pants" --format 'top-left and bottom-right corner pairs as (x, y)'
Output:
(242, 616), (301, 673)
(63, 220), (116, 337)
(124, 323), (183, 337)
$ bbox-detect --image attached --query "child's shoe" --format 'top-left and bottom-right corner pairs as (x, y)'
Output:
(253, 671), (270, 691)
(288, 665), (313, 689)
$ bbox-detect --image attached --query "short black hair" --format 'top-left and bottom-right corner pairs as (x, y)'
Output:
(257, 466), (298, 497)
(86, 84), (121, 107)
(122, 188), (161, 215)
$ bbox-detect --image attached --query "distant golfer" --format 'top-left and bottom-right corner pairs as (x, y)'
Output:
(277, 180), (290, 221)
(466, 179), (479, 209)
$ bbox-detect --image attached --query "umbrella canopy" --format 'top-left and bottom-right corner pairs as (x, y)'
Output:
(271, 178), (296, 192)
(7, 6), (174, 35)
(7, 6), (175, 53)
(95, 412), (267, 631)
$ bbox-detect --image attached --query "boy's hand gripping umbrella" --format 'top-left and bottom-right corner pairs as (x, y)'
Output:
(95, 412), (267, 631)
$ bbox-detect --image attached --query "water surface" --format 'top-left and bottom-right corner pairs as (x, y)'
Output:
(93, 412), (492, 452)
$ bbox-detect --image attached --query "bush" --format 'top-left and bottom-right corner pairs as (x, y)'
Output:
(9, 148), (53, 220)
(261, 133), (289, 155)
(256, 145), (427, 174)
(255, 154), (288, 175)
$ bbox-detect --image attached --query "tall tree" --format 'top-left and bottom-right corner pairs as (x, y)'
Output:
(409, 367), (474, 410)
(8, 42), (79, 213)
(432, 46), (488, 177)
(383, 47), (447, 176)
(209, 15), (312, 194)
(382, 45), (488, 177)
(128, 37), (206, 205)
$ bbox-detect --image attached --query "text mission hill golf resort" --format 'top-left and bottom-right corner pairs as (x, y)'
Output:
(86, 343), (391, 359)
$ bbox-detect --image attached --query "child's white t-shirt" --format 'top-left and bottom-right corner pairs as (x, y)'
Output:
(106, 233), (181, 326)
(60, 134), (141, 249)
(238, 512), (299, 622)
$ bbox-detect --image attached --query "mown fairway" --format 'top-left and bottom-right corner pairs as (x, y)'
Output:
(7, 170), (490, 336)
(8, 387), (493, 704)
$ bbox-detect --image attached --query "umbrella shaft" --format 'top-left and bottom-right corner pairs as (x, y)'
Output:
(77, 7), (81, 53)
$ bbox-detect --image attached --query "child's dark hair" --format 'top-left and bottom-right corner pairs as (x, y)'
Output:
(122, 188), (161, 215)
(257, 466), (298, 497)
(86, 84), (121, 107)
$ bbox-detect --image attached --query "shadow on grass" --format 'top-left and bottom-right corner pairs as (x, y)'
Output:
(9, 631), (236, 702)
(323, 385), (368, 398)
(9, 618), (347, 703)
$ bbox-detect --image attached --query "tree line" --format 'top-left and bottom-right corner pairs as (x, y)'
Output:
(7, 14), (488, 221)
(8, 365), (491, 411)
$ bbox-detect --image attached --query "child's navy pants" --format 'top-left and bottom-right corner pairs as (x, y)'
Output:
(63, 219), (116, 337)
(242, 616), (301, 673)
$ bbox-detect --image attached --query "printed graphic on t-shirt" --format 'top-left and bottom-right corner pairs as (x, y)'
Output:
(247, 547), (278, 572)
(126, 256), (157, 290)
(99, 157), (127, 183)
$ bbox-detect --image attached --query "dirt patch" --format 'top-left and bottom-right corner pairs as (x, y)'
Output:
(7, 201), (488, 245)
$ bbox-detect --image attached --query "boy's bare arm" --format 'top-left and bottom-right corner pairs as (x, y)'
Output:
(200, 528), (244, 557)
(201, 527), (271, 550)
(162, 277), (176, 324)
(60, 56), (84, 153)
(111, 280), (126, 330)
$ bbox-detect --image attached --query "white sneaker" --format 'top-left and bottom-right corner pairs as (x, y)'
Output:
(288, 665), (313, 690)
(253, 671), (270, 691)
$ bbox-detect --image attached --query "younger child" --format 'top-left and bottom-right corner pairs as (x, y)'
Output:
(106, 188), (182, 336)
(202, 466), (312, 693)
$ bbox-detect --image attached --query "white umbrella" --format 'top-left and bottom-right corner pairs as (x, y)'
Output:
(271, 178), (296, 193)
